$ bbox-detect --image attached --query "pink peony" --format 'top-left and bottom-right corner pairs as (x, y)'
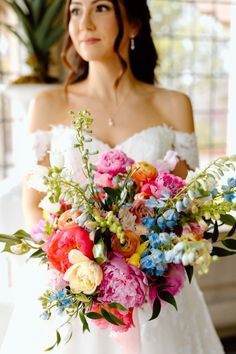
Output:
(97, 253), (147, 308)
(90, 304), (134, 332)
(96, 149), (134, 177)
(155, 172), (186, 197)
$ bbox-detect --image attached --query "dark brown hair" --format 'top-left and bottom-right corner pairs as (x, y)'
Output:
(61, 0), (159, 87)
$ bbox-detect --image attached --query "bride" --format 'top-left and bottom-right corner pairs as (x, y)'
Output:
(1, 0), (225, 353)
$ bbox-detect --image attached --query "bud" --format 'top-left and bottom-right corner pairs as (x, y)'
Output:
(10, 243), (30, 255)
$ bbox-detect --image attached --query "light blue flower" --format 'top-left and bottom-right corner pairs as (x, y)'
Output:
(156, 216), (166, 231)
(227, 178), (236, 188)
(224, 193), (235, 203)
(146, 197), (165, 209)
(40, 311), (50, 320)
(143, 217), (156, 230)
(141, 248), (167, 276)
(58, 288), (67, 300)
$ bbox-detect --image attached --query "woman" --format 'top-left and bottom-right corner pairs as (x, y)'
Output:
(1, 0), (225, 353)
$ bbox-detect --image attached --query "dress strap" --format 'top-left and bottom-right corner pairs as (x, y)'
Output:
(173, 131), (199, 169)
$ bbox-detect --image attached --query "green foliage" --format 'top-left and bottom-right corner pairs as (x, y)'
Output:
(2, 0), (65, 82)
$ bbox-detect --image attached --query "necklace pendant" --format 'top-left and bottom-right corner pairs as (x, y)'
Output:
(108, 117), (115, 127)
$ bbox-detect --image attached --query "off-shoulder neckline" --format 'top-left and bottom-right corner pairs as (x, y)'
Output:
(30, 124), (196, 150)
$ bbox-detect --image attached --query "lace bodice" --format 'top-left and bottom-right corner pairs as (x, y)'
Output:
(27, 125), (199, 177)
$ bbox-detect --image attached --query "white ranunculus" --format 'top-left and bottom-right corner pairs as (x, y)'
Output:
(28, 165), (48, 192)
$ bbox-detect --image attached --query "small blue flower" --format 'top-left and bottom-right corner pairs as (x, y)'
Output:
(149, 233), (161, 248)
(183, 196), (190, 208)
(156, 216), (166, 231)
(146, 197), (165, 209)
(224, 193), (235, 203)
(143, 217), (156, 230)
(227, 178), (236, 188)
(59, 298), (73, 309)
(58, 288), (67, 300)
(163, 209), (179, 221)
(141, 248), (167, 276)
(210, 188), (218, 198)
(50, 293), (57, 302)
(222, 185), (230, 192)
(40, 311), (50, 320)
(176, 200), (185, 212)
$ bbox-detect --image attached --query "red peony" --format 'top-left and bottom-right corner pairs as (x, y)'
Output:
(42, 226), (94, 273)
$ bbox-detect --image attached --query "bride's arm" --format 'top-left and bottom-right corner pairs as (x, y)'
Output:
(158, 90), (197, 179)
(22, 93), (52, 230)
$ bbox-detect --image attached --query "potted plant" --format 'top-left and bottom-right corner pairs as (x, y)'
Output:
(2, 0), (65, 83)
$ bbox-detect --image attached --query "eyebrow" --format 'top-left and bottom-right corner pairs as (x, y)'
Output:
(70, 0), (113, 4)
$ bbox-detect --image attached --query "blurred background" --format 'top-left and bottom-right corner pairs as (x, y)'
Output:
(0, 0), (236, 352)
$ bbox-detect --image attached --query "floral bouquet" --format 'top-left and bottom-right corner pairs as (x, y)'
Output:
(1, 110), (236, 350)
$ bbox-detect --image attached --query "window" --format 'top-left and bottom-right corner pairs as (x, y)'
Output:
(149, 0), (233, 166)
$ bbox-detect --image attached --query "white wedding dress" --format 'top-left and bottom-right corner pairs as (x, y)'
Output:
(0, 124), (225, 354)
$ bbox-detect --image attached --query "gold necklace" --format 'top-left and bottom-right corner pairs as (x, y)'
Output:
(106, 87), (133, 127)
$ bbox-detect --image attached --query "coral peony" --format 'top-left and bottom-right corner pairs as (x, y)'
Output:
(42, 226), (94, 273)
(96, 149), (134, 177)
(90, 303), (134, 332)
(97, 253), (147, 308)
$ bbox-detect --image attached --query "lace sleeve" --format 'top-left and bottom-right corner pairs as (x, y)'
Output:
(17, 130), (51, 177)
(173, 131), (199, 169)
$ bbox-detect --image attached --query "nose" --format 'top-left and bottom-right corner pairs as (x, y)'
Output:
(79, 10), (95, 30)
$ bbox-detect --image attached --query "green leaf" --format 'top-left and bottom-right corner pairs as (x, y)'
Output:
(103, 187), (120, 199)
(211, 247), (236, 257)
(227, 224), (236, 237)
(220, 214), (236, 226)
(222, 239), (236, 250)
(101, 308), (125, 326)
(13, 229), (31, 239)
(85, 312), (104, 320)
(37, 0), (65, 42)
(185, 265), (194, 283)
(42, 23), (64, 52)
(108, 302), (128, 312)
(44, 330), (61, 351)
(212, 221), (219, 243)
(29, 249), (45, 258)
(31, 0), (47, 25)
(149, 296), (161, 321)
(158, 290), (177, 310)
(0, 234), (18, 243)
(79, 310), (90, 332)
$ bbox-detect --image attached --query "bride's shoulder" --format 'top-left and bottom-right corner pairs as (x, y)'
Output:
(147, 85), (194, 133)
(27, 86), (68, 133)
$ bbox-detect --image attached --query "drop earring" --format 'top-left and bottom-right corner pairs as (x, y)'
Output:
(130, 37), (135, 51)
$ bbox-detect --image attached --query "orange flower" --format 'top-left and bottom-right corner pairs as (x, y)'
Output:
(111, 230), (139, 258)
(58, 210), (82, 230)
(131, 162), (158, 186)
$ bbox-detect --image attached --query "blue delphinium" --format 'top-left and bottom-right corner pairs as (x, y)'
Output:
(141, 248), (167, 276)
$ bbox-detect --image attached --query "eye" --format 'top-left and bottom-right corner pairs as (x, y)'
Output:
(70, 7), (82, 16)
(96, 4), (111, 12)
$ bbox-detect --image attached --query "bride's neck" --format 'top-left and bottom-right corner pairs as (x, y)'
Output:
(85, 60), (137, 102)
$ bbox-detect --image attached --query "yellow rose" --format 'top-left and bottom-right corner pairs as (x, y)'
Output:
(64, 250), (103, 295)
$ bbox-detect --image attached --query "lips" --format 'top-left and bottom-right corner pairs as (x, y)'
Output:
(80, 38), (100, 44)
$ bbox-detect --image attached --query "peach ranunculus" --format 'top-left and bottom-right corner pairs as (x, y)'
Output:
(57, 210), (82, 230)
(131, 162), (158, 187)
(64, 250), (103, 294)
(111, 230), (139, 258)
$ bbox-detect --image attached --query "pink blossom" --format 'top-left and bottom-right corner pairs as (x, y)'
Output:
(97, 253), (147, 308)
(47, 269), (68, 292)
(149, 264), (185, 305)
(155, 173), (186, 197)
(94, 171), (114, 188)
(154, 150), (179, 173)
(96, 149), (134, 177)
(30, 217), (54, 242)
